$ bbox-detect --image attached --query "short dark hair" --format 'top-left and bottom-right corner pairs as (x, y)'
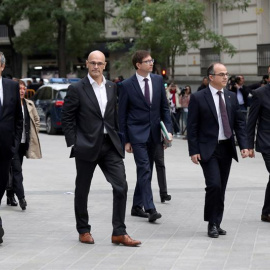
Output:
(207, 63), (216, 78)
(132, 50), (151, 70)
(263, 74), (269, 80)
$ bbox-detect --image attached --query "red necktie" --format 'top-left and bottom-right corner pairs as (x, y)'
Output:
(217, 91), (232, 138)
(143, 78), (150, 105)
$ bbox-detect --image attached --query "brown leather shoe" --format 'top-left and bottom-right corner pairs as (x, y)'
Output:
(79, 232), (94, 244)
(111, 234), (141, 247)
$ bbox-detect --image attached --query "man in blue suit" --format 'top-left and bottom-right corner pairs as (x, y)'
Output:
(118, 50), (173, 222)
(187, 63), (248, 238)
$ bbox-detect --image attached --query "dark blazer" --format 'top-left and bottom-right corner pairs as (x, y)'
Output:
(187, 86), (247, 162)
(62, 77), (124, 162)
(247, 84), (270, 154)
(230, 85), (249, 108)
(118, 73), (172, 144)
(0, 78), (23, 160)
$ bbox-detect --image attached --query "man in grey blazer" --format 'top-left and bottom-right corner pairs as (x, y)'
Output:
(62, 50), (140, 246)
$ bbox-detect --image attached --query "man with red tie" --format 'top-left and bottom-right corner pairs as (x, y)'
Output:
(187, 63), (249, 238)
(118, 50), (173, 223)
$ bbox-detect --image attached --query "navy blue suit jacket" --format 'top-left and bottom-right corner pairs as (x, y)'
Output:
(247, 84), (270, 154)
(187, 86), (248, 162)
(118, 73), (172, 144)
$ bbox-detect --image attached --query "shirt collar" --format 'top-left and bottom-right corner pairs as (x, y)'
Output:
(209, 83), (224, 95)
(136, 72), (151, 82)
(87, 73), (106, 86)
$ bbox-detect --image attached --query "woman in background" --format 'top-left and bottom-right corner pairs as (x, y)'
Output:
(6, 80), (42, 210)
(179, 85), (191, 139)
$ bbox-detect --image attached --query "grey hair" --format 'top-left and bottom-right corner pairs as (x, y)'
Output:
(0, 52), (6, 65)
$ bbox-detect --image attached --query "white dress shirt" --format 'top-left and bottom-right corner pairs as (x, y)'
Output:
(87, 74), (108, 133)
(209, 84), (227, 140)
(136, 72), (153, 103)
(237, 88), (244, 105)
(0, 77), (3, 106)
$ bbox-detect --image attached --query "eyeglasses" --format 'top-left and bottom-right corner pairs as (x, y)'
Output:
(87, 61), (105, 67)
(141, 59), (154, 65)
(211, 73), (230, 78)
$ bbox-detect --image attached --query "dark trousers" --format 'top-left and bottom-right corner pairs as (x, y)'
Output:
(171, 110), (180, 134)
(200, 141), (232, 225)
(261, 153), (270, 215)
(0, 158), (12, 226)
(7, 143), (27, 199)
(154, 142), (168, 195)
(74, 137), (128, 236)
(132, 140), (157, 211)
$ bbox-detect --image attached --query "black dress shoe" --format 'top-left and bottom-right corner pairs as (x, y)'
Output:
(7, 196), (18, 206)
(146, 209), (162, 222)
(160, 194), (171, 203)
(0, 226), (4, 244)
(261, 214), (270, 222)
(19, 198), (27, 210)
(208, 223), (219, 238)
(131, 206), (148, 218)
(217, 226), (227, 235)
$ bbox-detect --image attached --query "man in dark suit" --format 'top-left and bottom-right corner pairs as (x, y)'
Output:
(118, 50), (173, 223)
(187, 63), (248, 238)
(0, 51), (23, 244)
(61, 50), (140, 247)
(247, 77), (270, 222)
(197, 77), (208, 91)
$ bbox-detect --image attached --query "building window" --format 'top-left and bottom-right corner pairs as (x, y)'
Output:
(0, 25), (8, 38)
(211, 3), (219, 34)
(200, 48), (220, 76)
(257, 44), (270, 76)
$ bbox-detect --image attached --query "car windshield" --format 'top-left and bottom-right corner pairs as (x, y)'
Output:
(57, 90), (67, 100)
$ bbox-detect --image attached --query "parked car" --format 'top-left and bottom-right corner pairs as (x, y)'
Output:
(32, 83), (70, 134)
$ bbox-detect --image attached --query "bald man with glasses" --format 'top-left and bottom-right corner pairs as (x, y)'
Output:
(62, 50), (141, 247)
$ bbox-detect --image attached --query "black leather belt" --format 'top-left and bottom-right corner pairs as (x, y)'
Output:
(218, 139), (230, 144)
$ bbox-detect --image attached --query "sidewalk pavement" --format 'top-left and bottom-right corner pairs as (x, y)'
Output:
(0, 133), (269, 270)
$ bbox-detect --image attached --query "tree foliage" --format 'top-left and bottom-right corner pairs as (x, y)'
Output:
(111, 0), (249, 79)
(0, 0), (105, 77)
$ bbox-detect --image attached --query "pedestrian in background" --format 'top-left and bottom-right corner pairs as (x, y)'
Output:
(197, 77), (208, 91)
(154, 139), (171, 203)
(0, 51), (23, 244)
(6, 79), (41, 211)
(62, 50), (141, 247)
(179, 85), (191, 138)
(166, 82), (181, 137)
(187, 62), (248, 238)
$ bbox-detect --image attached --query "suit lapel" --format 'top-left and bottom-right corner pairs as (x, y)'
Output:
(82, 76), (102, 116)
(2, 78), (11, 116)
(204, 87), (218, 122)
(150, 74), (158, 106)
(224, 89), (232, 125)
(104, 82), (113, 117)
(131, 74), (150, 107)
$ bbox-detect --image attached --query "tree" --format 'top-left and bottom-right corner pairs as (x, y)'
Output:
(111, 0), (250, 80)
(0, 0), (105, 77)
